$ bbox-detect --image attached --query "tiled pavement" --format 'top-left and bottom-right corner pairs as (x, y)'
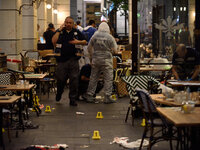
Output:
(3, 89), (173, 150)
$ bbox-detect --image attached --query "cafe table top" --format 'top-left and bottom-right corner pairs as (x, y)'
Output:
(150, 94), (200, 106)
(0, 95), (21, 104)
(35, 59), (49, 64)
(150, 94), (182, 106)
(167, 80), (200, 87)
(0, 84), (35, 91)
(140, 67), (171, 72)
(45, 53), (60, 57)
(157, 107), (200, 127)
(117, 62), (171, 72)
(23, 73), (47, 80)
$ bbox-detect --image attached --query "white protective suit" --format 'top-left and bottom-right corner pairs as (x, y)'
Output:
(87, 22), (118, 96)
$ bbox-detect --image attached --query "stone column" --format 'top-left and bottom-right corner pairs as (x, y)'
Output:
(54, 0), (70, 29)
(22, 0), (37, 51)
(37, 0), (47, 39)
(77, 0), (84, 26)
(47, 0), (54, 25)
(0, 0), (22, 54)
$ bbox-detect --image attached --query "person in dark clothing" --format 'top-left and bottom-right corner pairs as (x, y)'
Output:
(43, 23), (56, 49)
(52, 16), (87, 106)
(172, 44), (200, 91)
(78, 64), (104, 100)
(172, 44), (200, 81)
(179, 26), (191, 47)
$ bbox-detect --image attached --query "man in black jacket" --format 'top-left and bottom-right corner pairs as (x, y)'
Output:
(52, 16), (87, 106)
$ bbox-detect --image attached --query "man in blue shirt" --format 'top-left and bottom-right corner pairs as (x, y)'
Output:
(82, 20), (97, 42)
(82, 20), (97, 64)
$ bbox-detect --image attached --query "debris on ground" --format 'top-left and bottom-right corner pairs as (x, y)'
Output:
(110, 137), (149, 149)
(76, 112), (85, 115)
(22, 144), (68, 150)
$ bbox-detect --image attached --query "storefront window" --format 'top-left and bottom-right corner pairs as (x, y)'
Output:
(138, 0), (194, 61)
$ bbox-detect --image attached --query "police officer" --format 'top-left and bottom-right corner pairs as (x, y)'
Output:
(52, 16), (87, 106)
(172, 44), (200, 81)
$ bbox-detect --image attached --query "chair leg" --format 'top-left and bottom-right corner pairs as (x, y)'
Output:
(125, 104), (130, 123)
(148, 126), (154, 150)
(139, 126), (148, 150)
(131, 106), (134, 126)
(168, 126), (173, 150)
(6, 114), (11, 142)
(47, 82), (50, 99)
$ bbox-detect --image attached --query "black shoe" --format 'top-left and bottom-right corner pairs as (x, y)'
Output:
(56, 94), (61, 102)
(70, 101), (78, 106)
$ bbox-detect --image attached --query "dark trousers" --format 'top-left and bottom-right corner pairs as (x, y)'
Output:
(56, 58), (79, 102)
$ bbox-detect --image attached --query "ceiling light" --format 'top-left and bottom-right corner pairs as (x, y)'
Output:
(53, 9), (58, 14)
(46, 4), (51, 9)
(174, 7), (176, 11)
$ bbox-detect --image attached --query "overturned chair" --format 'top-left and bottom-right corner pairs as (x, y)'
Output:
(122, 75), (160, 126)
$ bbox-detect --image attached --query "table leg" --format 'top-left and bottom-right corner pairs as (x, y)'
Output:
(18, 98), (24, 132)
(0, 107), (5, 150)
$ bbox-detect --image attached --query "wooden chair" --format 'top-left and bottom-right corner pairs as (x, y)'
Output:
(38, 49), (53, 59)
(121, 51), (131, 62)
(0, 71), (16, 96)
(0, 71), (17, 142)
(113, 57), (117, 69)
(40, 57), (57, 98)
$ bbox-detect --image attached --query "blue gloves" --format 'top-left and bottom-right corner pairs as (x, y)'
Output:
(185, 78), (192, 81)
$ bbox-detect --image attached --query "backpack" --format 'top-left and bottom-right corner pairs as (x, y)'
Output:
(82, 30), (90, 42)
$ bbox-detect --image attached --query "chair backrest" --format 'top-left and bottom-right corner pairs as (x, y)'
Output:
(26, 51), (39, 60)
(136, 88), (169, 128)
(136, 88), (157, 113)
(113, 57), (117, 69)
(122, 51), (131, 61)
(38, 49), (53, 58)
(122, 75), (160, 100)
(0, 71), (16, 95)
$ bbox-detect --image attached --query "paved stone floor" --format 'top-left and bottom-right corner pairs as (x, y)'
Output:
(3, 89), (174, 150)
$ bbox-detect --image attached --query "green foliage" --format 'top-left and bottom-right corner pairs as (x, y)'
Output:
(109, 0), (140, 16)
(109, 0), (128, 16)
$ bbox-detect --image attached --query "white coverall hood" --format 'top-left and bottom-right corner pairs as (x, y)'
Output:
(98, 22), (110, 33)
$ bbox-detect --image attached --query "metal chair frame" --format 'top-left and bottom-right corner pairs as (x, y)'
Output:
(136, 89), (177, 150)
(122, 75), (160, 126)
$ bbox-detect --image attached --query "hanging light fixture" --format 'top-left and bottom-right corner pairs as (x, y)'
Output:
(174, 7), (176, 11)
(46, 4), (52, 9)
(53, 9), (58, 14)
